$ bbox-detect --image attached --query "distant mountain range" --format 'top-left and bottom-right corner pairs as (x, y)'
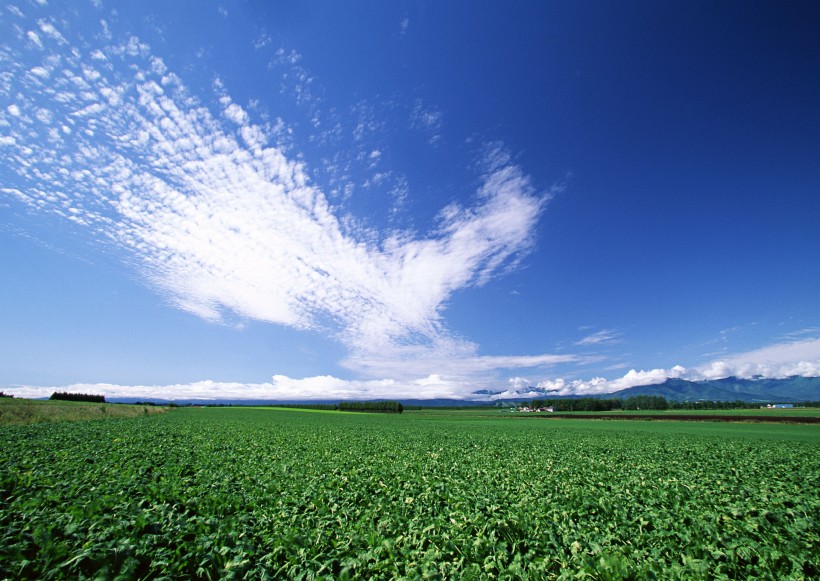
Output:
(603, 376), (820, 403)
(509, 376), (820, 404)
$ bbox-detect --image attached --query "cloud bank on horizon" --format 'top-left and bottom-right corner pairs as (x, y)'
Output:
(9, 338), (820, 402)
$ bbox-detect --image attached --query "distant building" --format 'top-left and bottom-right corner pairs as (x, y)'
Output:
(765, 403), (794, 409)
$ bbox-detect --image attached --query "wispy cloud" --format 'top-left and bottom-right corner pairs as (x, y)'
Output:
(410, 98), (443, 146)
(343, 349), (582, 382)
(574, 328), (621, 346)
(777, 327), (820, 341)
(0, 11), (547, 378)
(253, 31), (272, 50)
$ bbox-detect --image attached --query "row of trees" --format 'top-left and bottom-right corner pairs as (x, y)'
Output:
(529, 398), (624, 412)
(49, 392), (106, 403)
(624, 395), (669, 410)
(670, 399), (770, 410)
(337, 401), (403, 414)
(271, 401), (404, 413)
(527, 396), (667, 411)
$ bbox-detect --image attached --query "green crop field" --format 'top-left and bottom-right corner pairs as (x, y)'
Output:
(1, 406), (818, 579)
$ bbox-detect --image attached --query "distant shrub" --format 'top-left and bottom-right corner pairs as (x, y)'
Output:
(49, 392), (105, 403)
(0, 391), (13, 398)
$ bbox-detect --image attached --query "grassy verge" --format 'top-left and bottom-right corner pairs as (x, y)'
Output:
(0, 397), (168, 425)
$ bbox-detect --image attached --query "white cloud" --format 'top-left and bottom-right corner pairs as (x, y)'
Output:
(507, 377), (530, 391)
(410, 99), (442, 145)
(695, 338), (820, 380)
(272, 47), (301, 66)
(5, 375), (473, 402)
(574, 328), (620, 346)
(254, 32), (272, 50)
(343, 349), (580, 382)
(532, 366), (684, 397)
(778, 327), (820, 341)
(0, 15), (547, 380)
(38, 19), (66, 44)
(222, 101), (249, 125)
(532, 339), (820, 397)
(28, 65), (49, 78)
(608, 365), (688, 390)
(482, 376), (543, 400)
(26, 30), (42, 48)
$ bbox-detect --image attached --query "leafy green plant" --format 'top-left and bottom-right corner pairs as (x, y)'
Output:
(0, 408), (817, 578)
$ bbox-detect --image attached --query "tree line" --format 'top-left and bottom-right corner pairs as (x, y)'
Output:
(50, 392), (106, 403)
(274, 401), (404, 413)
(337, 401), (403, 414)
(526, 398), (613, 411)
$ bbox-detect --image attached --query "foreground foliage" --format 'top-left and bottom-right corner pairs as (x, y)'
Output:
(1, 408), (817, 579)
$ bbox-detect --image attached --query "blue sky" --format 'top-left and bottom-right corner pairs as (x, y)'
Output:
(2, 1), (819, 401)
